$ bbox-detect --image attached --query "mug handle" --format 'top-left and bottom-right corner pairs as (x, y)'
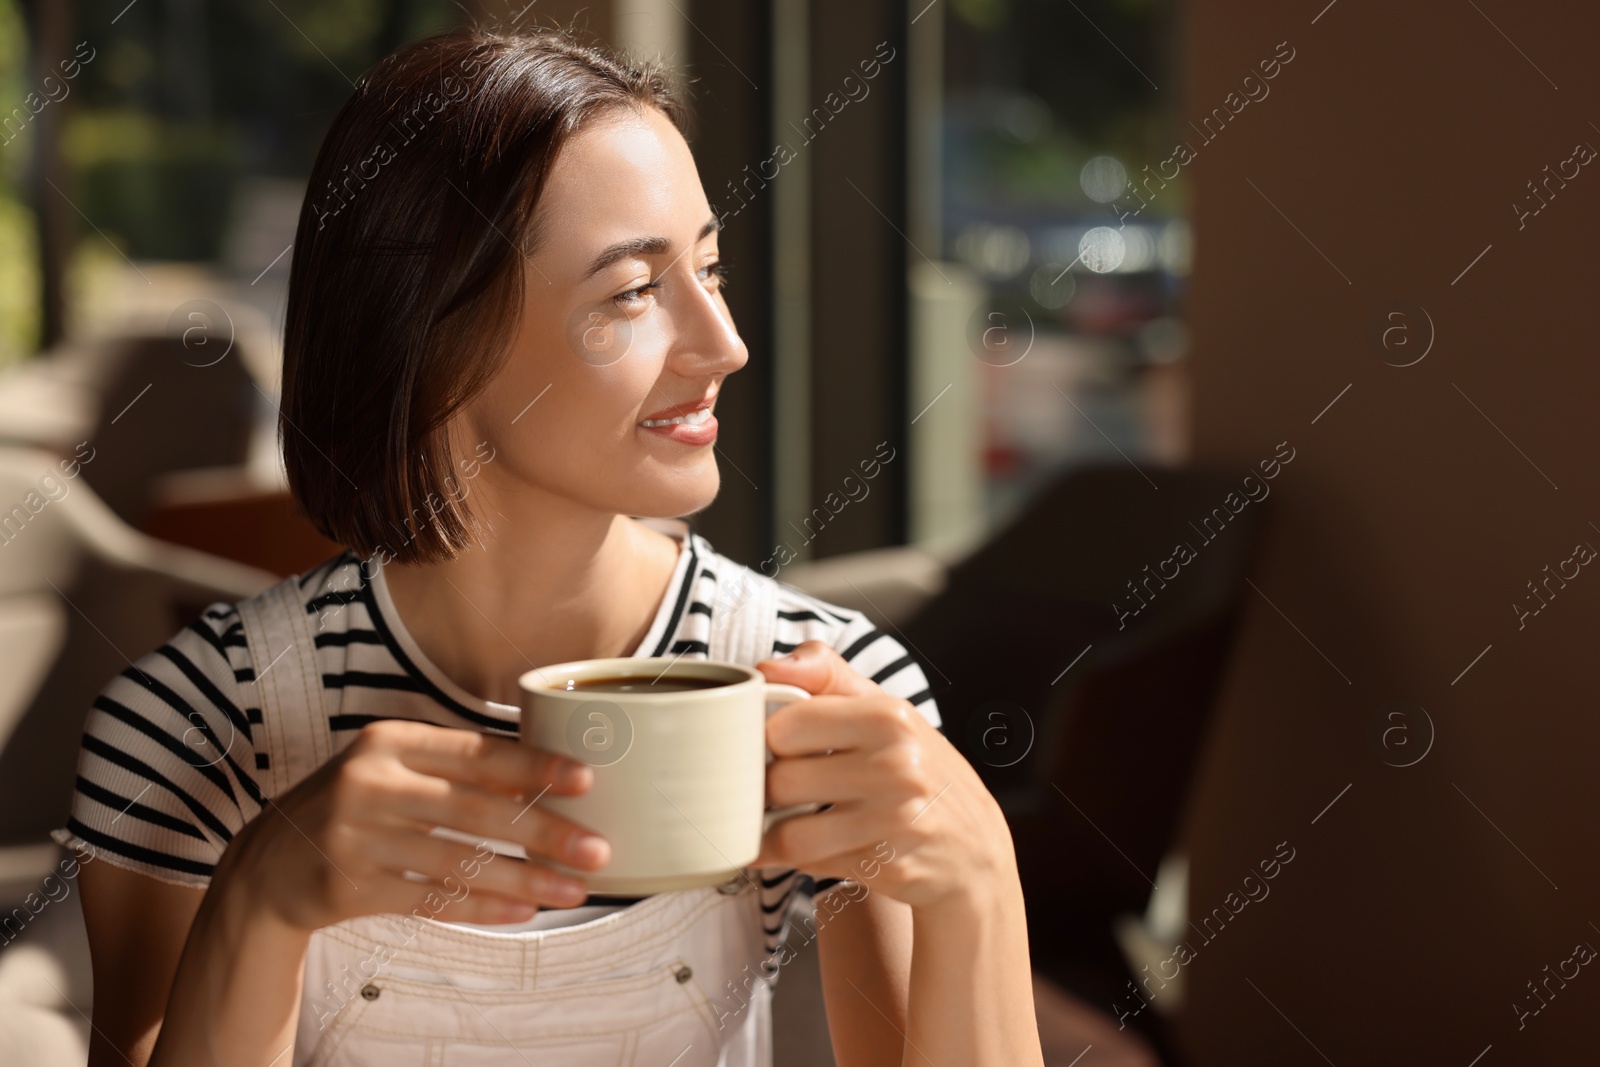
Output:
(762, 683), (823, 831)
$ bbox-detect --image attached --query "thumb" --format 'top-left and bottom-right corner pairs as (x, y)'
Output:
(756, 639), (878, 697)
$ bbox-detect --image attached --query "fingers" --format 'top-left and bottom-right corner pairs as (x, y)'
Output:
(357, 828), (590, 911)
(384, 771), (612, 872)
(358, 719), (592, 799)
(766, 746), (921, 808)
(351, 876), (544, 926)
(351, 867), (556, 927)
(755, 802), (881, 871)
(428, 891), (545, 925)
(765, 692), (924, 758)
(782, 846), (891, 891)
(756, 640), (880, 698)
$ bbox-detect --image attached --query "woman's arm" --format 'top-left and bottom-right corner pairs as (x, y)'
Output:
(812, 827), (1040, 1067)
(138, 811), (314, 1066)
(79, 844), (314, 1067)
(81, 721), (611, 1066)
(906, 852), (1041, 1065)
(758, 642), (1045, 1067)
(80, 863), (204, 1067)
(815, 885), (914, 1065)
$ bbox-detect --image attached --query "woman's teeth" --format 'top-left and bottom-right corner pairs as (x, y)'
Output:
(642, 408), (712, 428)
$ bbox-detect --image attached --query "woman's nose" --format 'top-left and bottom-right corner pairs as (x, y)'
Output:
(671, 275), (748, 377)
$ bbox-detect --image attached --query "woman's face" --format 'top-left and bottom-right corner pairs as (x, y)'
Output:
(457, 104), (747, 526)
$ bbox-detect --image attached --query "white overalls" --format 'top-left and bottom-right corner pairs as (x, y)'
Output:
(236, 562), (796, 1067)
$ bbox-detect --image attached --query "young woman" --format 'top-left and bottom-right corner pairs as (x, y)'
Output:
(58, 25), (1044, 1067)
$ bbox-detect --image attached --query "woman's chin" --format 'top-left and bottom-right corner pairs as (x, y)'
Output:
(616, 476), (720, 522)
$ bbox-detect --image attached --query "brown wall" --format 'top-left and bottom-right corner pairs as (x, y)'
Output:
(1178, 1), (1600, 1062)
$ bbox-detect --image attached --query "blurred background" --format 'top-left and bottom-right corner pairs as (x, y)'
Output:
(2, 0), (1599, 1064)
(0, 0), (1191, 553)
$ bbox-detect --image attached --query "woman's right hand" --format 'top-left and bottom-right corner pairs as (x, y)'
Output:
(217, 719), (611, 932)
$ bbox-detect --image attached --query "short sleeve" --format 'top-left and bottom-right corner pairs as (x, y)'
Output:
(49, 605), (263, 888)
(828, 611), (941, 733)
(801, 600), (945, 900)
(758, 591), (940, 908)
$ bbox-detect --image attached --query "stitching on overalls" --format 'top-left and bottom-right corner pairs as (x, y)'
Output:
(311, 887), (728, 986)
(285, 582), (330, 771)
(334, 962), (696, 1039)
(299, 986), (375, 1067)
(237, 590), (287, 799)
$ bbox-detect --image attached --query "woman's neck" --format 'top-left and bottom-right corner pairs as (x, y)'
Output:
(381, 501), (683, 707)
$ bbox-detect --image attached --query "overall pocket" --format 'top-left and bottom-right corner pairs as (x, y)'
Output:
(296, 885), (769, 1066)
(305, 958), (722, 1067)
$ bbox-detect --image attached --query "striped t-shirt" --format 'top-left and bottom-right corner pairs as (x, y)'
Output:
(51, 516), (941, 955)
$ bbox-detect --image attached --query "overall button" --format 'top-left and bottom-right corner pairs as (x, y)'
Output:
(360, 984), (381, 1001)
(674, 965), (693, 984)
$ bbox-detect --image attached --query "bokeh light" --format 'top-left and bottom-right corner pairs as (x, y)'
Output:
(1080, 155), (1128, 203)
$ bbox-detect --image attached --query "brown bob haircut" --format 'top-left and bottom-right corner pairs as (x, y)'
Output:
(281, 22), (690, 565)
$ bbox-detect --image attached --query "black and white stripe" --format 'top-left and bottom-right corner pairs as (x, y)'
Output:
(52, 525), (943, 952)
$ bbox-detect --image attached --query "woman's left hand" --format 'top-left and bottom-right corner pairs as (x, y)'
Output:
(753, 640), (1018, 910)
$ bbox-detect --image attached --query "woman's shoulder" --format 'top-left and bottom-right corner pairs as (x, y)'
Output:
(688, 533), (940, 730)
(54, 616), (258, 888)
(254, 548), (369, 624)
(177, 549), (366, 664)
(52, 551), (364, 886)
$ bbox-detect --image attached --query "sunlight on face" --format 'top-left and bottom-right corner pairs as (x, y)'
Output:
(457, 105), (748, 524)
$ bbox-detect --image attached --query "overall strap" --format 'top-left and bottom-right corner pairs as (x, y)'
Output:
(707, 552), (780, 667)
(236, 579), (335, 798)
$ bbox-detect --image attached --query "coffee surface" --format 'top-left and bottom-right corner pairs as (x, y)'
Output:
(564, 675), (731, 694)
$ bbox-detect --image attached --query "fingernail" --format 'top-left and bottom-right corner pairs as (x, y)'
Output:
(554, 879), (588, 905)
(501, 900), (538, 921)
(561, 761), (591, 788)
(568, 833), (609, 867)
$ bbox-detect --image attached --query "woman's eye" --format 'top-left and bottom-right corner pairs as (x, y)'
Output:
(700, 261), (730, 290)
(612, 262), (727, 307)
(613, 280), (662, 307)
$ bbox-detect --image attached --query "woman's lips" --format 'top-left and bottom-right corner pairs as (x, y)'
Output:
(638, 392), (717, 423)
(639, 412), (718, 446)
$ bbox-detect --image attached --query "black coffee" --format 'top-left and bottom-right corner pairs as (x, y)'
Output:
(564, 675), (731, 694)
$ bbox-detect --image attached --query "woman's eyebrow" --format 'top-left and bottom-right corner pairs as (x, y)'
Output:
(582, 216), (721, 279)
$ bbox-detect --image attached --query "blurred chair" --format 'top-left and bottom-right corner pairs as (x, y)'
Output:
(0, 444), (275, 1067)
(0, 333), (259, 526)
(878, 463), (1264, 1064)
(0, 447), (276, 852)
(778, 467), (1251, 1066)
(768, 538), (960, 630)
(0, 329), (336, 579)
(141, 465), (344, 578)
(0, 858), (97, 1066)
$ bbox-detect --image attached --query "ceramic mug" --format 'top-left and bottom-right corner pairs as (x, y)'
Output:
(517, 657), (818, 894)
